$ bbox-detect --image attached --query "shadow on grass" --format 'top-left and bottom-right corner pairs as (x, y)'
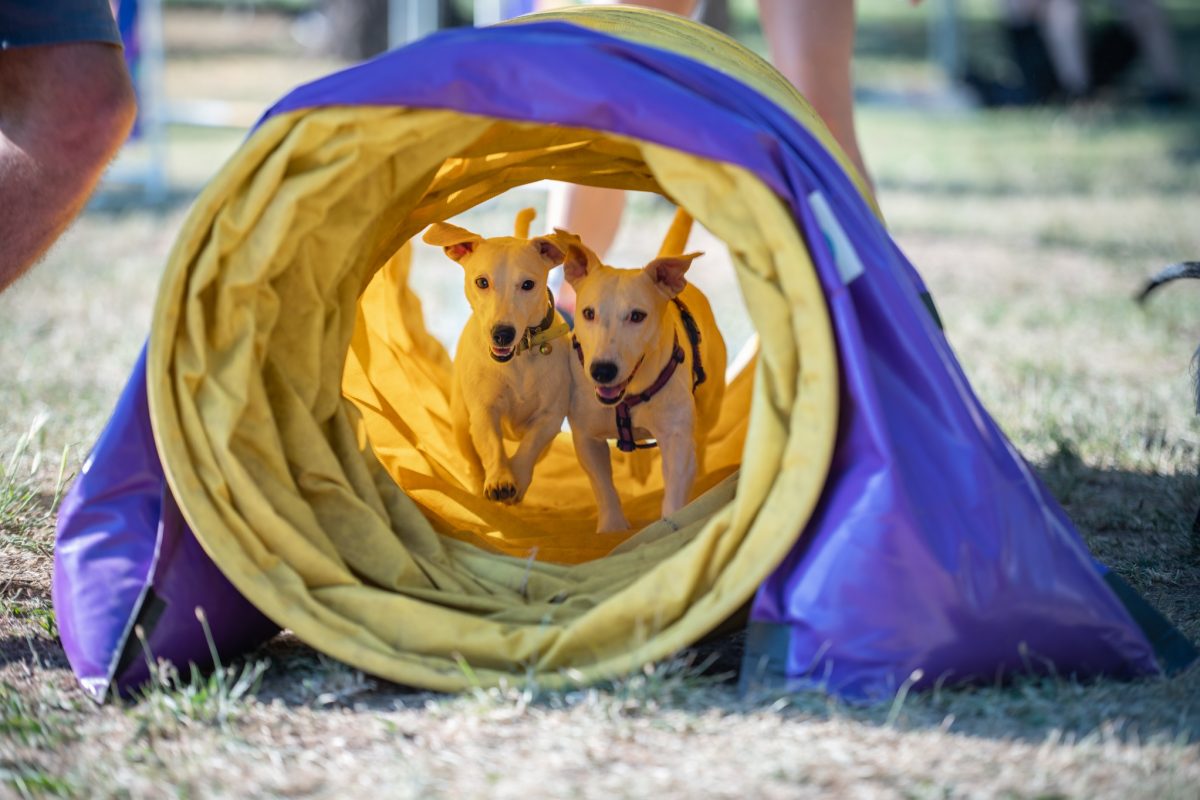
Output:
(246, 627), (749, 713)
(1036, 442), (1199, 650)
(240, 622), (1200, 745)
(1038, 442), (1198, 539)
(0, 635), (69, 673)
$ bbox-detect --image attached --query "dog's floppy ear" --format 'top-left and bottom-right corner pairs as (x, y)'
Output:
(422, 222), (483, 262)
(530, 236), (564, 269)
(562, 244), (591, 286)
(553, 228), (593, 286)
(645, 252), (702, 298)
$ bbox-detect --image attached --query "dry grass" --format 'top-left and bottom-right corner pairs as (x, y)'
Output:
(1, 6), (1199, 799)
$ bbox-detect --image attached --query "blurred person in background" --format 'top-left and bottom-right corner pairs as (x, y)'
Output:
(966, 0), (1189, 107)
(0, 1), (136, 293)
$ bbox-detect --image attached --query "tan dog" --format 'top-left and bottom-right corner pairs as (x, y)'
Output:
(423, 210), (571, 503)
(558, 231), (726, 532)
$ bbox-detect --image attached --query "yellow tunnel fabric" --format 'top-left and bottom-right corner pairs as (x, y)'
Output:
(146, 12), (841, 690)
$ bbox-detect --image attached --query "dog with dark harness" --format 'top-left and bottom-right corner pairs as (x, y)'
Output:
(557, 228), (726, 533)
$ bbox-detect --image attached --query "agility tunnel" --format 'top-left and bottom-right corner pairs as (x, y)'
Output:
(54, 7), (1194, 702)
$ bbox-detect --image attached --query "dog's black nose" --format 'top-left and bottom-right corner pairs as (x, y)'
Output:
(491, 325), (516, 346)
(590, 361), (619, 384)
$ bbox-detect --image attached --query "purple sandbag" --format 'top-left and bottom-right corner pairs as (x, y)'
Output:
(111, 488), (280, 694)
(53, 349), (161, 699)
(53, 348), (276, 702)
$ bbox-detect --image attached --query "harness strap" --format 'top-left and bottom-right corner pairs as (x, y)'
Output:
(672, 296), (706, 391)
(571, 315), (696, 454)
(613, 338), (686, 452)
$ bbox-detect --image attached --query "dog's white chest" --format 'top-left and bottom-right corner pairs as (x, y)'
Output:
(502, 355), (567, 434)
(458, 336), (570, 438)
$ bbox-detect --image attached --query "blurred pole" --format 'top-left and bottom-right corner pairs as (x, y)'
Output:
(326, 0), (388, 57)
(928, 0), (962, 81)
(140, 0), (169, 205)
(389, 0), (439, 48)
(474, 0), (505, 27)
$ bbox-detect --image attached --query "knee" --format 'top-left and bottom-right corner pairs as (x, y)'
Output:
(8, 44), (137, 170)
(90, 58), (137, 145)
(55, 50), (138, 166)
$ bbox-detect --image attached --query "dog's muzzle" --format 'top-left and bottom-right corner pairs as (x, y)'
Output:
(490, 324), (517, 362)
(590, 359), (641, 406)
(594, 377), (631, 405)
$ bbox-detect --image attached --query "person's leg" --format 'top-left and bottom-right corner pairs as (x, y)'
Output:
(1038, 0), (1090, 97)
(544, 184), (626, 263)
(989, 0), (1066, 104)
(756, 0), (872, 194)
(0, 42), (136, 291)
(1113, 0), (1186, 97)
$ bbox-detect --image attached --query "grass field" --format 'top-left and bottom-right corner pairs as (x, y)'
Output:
(1, 6), (1199, 798)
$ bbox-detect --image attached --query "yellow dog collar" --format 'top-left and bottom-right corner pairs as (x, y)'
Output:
(515, 289), (570, 356)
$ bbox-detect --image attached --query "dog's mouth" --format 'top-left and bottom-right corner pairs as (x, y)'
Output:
(594, 376), (632, 406)
(490, 344), (516, 362)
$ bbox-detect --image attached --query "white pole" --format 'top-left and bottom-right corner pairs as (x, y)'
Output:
(474, 0), (505, 27)
(928, 0), (961, 81)
(139, 0), (169, 205)
(390, 0), (439, 49)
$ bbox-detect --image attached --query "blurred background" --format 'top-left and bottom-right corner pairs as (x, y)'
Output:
(102, 0), (1199, 205)
(88, 0), (1200, 351)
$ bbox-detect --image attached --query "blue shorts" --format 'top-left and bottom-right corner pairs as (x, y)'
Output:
(0, 0), (122, 50)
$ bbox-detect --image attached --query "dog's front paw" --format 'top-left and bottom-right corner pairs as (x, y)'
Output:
(596, 511), (631, 534)
(484, 477), (521, 504)
(510, 472), (533, 504)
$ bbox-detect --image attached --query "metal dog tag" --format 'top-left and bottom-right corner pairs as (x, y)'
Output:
(539, 343), (553, 355)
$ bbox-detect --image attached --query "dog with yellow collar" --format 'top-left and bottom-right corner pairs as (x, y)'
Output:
(423, 209), (572, 504)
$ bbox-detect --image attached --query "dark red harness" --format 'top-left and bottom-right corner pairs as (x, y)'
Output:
(573, 297), (706, 453)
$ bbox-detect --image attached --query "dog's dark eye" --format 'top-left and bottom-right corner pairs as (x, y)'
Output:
(521, 279), (535, 291)
(582, 307), (595, 321)
(475, 277), (489, 289)
(629, 310), (647, 323)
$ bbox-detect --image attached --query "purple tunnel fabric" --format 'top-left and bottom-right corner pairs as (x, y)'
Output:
(54, 19), (1158, 700)
(53, 349), (277, 700)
